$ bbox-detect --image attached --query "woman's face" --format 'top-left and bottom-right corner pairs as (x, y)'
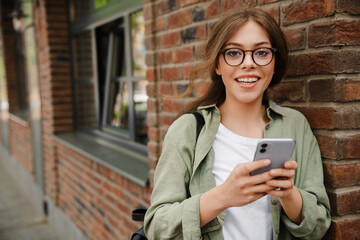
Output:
(216, 20), (275, 106)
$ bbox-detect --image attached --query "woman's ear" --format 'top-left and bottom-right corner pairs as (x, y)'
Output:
(215, 66), (221, 76)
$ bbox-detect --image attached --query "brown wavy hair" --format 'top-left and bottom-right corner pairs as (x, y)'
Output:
(179, 8), (288, 114)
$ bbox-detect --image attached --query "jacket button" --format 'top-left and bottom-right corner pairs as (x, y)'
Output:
(271, 199), (278, 205)
(276, 229), (280, 234)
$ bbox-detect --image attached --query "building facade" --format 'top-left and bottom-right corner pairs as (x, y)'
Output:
(0, 0), (359, 239)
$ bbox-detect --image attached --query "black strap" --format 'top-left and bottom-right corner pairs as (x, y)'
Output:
(131, 112), (205, 240)
(191, 112), (205, 142)
(131, 227), (147, 240)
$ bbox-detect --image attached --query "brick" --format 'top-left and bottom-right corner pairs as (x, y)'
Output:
(179, 9), (193, 27)
(145, 36), (154, 53)
(146, 53), (155, 67)
(160, 113), (174, 126)
(291, 106), (334, 129)
(334, 104), (360, 130)
(143, 3), (153, 20)
(287, 50), (360, 77)
(309, 78), (338, 102)
(259, 0), (280, 5)
(181, 26), (197, 43)
(309, 19), (360, 48)
(169, 12), (180, 29)
(264, 6), (280, 24)
(323, 161), (360, 188)
(159, 83), (171, 95)
(156, 0), (169, 16)
(328, 187), (360, 216)
(180, 0), (200, 7)
(147, 98), (158, 113)
(146, 68), (155, 82)
(335, 0), (360, 15)
(282, 0), (335, 26)
(193, 7), (205, 22)
(266, 80), (304, 102)
(168, 0), (178, 12)
(148, 127), (159, 142)
(324, 215), (360, 240)
(183, 65), (193, 79)
(158, 51), (172, 64)
(162, 66), (180, 81)
(197, 24), (206, 40)
(347, 134), (360, 159)
(309, 78), (360, 102)
(163, 98), (184, 113)
(283, 27), (306, 51)
(161, 32), (180, 48)
(343, 79), (360, 101)
(316, 134), (339, 160)
(221, 0), (257, 13)
(206, 0), (219, 18)
(156, 17), (166, 31)
(147, 112), (158, 127)
(145, 21), (154, 35)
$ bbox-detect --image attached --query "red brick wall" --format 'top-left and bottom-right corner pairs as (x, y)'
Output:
(34, 0), (73, 202)
(8, 116), (34, 178)
(55, 142), (150, 240)
(146, 0), (360, 239)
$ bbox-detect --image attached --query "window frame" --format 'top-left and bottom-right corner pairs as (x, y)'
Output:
(69, 0), (147, 156)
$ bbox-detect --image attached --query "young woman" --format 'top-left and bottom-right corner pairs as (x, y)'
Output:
(144, 8), (331, 240)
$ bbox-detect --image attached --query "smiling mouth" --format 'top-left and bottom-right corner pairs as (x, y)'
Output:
(234, 77), (260, 84)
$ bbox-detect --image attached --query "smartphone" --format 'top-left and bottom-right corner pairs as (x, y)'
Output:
(250, 138), (296, 176)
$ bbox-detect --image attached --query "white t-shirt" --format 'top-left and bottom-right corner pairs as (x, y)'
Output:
(212, 123), (273, 240)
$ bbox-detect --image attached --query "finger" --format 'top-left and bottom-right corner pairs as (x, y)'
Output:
(251, 183), (276, 193)
(269, 168), (295, 178)
(246, 192), (268, 204)
(267, 188), (292, 198)
(284, 160), (298, 169)
(266, 179), (293, 189)
(250, 171), (274, 185)
(240, 159), (271, 175)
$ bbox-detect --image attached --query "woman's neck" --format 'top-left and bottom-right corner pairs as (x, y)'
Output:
(219, 99), (269, 138)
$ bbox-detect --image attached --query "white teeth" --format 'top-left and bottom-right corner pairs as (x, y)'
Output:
(235, 77), (258, 83)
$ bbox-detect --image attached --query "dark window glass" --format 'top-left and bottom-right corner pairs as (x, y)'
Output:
(71, 9), (148, 146)
(72, 32), (97, 129)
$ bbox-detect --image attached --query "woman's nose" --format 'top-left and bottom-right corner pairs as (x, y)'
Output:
(241, 53), (256, 68)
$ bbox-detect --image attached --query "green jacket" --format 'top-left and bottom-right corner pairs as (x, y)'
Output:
(144, 101), (331, 240)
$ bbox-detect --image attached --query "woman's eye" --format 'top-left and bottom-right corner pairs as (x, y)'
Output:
(255, 49), (270, 57)
(226, 50), (242, 57)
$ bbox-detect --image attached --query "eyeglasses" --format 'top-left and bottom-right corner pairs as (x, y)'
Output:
(219, 47), (277, 66)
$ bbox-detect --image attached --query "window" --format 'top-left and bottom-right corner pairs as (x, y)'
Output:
(70, 2), (148, 150)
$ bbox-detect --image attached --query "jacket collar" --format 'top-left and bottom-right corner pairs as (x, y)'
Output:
(198, 100), (286, 118)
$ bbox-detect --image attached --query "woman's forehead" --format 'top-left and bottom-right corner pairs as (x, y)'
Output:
(224, 20), (271, 48)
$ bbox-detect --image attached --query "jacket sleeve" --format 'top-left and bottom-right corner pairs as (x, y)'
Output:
(280, 116), (331, 239)
(144, 116), (203, 240)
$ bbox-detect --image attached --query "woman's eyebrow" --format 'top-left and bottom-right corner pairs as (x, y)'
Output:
(224, 41), (271, 48)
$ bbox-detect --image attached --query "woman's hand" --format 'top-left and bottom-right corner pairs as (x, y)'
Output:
(266, 160), (303, 224)
(218, 159), (276, 208)
(199, 159), (275, 227)
(266, 160), (297, 198)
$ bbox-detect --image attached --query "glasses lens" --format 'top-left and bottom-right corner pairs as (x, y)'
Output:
(253, 48), (273, 66)
(224, 49), (244, 66)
